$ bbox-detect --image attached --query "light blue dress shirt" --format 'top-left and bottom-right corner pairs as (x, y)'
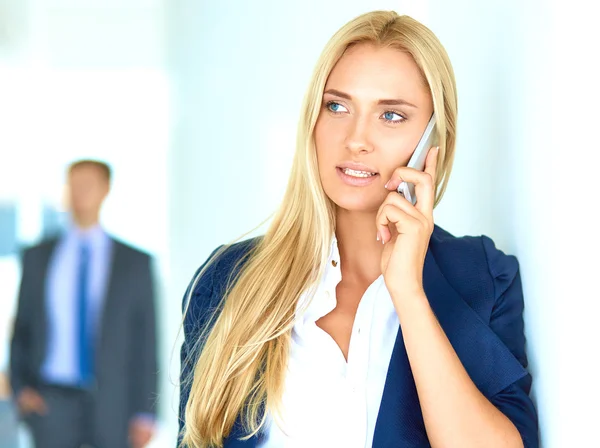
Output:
(41, 224), (112, 386)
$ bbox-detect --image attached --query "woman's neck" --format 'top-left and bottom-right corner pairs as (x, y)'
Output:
(335, 207), (384, 285)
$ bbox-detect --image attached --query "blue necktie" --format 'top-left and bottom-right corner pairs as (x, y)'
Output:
(77, 240), (93, 386)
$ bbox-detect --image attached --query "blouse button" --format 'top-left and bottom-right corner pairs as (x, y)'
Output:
(332, 260), (338, 267)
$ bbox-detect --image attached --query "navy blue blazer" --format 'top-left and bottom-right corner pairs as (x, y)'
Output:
(179, 226), (538, 447)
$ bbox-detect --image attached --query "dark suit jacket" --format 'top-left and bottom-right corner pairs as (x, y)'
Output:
(10, 236), (158, 447)
(179, 226), (538, 447)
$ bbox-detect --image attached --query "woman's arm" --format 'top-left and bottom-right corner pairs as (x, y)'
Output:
(377, 149), (535, 447)
(392, 289), (524, 448)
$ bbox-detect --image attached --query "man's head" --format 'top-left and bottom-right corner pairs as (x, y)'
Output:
(67, 160), (111, 227)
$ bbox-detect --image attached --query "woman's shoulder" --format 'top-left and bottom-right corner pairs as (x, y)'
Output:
(184, 237), (262, 310)
(181, 237), (262, 343)
(431, 225), (519, 278)
(429, 225), (520, 314)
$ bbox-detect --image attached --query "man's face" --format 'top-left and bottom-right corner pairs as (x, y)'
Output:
(67, 165), (109, 218)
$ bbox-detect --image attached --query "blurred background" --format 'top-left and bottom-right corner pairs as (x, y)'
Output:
(0, 0), (597, 447)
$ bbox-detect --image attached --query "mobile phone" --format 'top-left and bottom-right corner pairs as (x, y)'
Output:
(397, 113), (437, 205)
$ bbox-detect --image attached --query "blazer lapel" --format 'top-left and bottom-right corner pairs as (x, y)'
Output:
(38, 239), (59, 311)
(372, 317), (428, 446)
(37, 240), (60, 372)
(96, 239), (123, 362)
(39, 240), (59, 309)
(372, 249), (527, 447)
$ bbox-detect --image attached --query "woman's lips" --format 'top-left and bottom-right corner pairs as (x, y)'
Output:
(336, 167), (380, 186)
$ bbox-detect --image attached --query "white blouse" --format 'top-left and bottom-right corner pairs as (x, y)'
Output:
(258, 239), (400, 448)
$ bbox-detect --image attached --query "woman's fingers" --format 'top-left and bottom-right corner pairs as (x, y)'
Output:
(384, 146), (439, 219)
(376, 192), (427, 244)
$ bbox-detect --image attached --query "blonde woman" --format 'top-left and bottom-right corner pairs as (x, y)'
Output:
(178, 10), (538, 448)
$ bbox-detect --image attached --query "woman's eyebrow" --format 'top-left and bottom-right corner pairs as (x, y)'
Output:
(323, 88), (417, 108)
(378, 98), (417, 108)
(324, 88), (353, 100)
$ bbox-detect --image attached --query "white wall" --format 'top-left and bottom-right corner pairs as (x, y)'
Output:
(548, 2), (600, 446)
(167, 1), (600, 446)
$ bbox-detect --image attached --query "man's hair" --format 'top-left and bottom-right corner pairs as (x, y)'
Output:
(68, 159), (112, 183)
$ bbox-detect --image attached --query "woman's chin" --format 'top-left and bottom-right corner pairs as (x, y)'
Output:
(329, 193), (382, 214)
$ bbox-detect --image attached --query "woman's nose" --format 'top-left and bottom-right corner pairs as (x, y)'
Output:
(344, 117), (373, 154)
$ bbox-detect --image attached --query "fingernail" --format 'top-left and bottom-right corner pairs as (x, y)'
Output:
(376, 231), (380, 241)
(384, 181), (390, 189)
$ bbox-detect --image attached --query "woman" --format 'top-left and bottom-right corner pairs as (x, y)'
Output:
(179, 10), (538, 448)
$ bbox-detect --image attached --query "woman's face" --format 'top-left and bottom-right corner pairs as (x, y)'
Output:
(314, 43), (434, 213)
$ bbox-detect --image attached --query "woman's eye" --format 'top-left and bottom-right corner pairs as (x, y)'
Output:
(382, 111), (405, 123)
(327, 102), (348, 113)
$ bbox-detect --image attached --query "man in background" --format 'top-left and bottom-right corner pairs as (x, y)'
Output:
(10, 160), (158, 448)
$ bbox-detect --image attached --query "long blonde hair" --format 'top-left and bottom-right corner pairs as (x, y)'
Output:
(181, 10), (458, 447)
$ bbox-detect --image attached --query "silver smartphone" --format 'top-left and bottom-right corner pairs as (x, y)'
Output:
(397, 113), (437, 205)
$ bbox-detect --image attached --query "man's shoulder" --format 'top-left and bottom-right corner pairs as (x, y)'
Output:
(21, 238), (59, 259)
(111, 237), (152, 261)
